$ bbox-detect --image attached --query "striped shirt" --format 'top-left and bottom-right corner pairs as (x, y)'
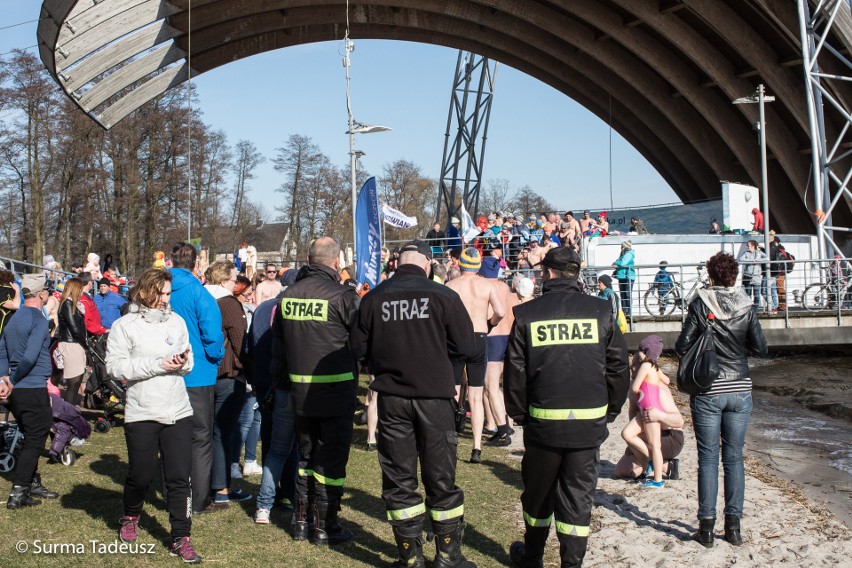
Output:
(702, 371), (751, 396)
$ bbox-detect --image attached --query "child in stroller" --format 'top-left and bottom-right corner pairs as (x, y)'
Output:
(0, 381), (91, 472)
(84, 334), (126, 432)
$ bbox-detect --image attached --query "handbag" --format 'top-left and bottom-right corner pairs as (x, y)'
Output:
(676, 313), (720, 396)
(616, 310), (628, 334)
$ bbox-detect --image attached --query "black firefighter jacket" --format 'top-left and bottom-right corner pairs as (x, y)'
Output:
(349, 264), (476, 399)
(271, 264), (360, 417)
(504, 278), (630, 449)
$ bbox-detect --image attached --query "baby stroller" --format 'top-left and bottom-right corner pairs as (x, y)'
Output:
(48, 394), (91, 465)
(0, 394), (91, 472)
(84, 334), (126, 433)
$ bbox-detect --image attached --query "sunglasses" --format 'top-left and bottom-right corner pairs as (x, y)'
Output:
(266, 270), (277, 274)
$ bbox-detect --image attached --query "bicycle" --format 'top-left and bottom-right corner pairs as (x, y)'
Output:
(802, 270), (852, 311)
(643, 264), (708, 316)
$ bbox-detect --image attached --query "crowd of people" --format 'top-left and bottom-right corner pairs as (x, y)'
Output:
(0, 228), (769, 568)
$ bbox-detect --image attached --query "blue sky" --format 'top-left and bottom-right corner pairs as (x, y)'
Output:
(1, 5), (680, 216)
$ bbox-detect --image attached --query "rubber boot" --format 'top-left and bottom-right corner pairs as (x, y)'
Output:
(509, 542), (545, 568)
(693, 517), (715, 548)
(432, 520), (476, 568)
(509, 525), (547, 568)
(310, 500), (353, 546)
(292, 495), (309, 541)
(7, 485), (41, 509)
(724, 515), (742, 546)
(30, 473), (59, 499)
(391, 521), (426, 568)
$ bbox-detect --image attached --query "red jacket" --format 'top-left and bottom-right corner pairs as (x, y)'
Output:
(81, 293), (107, 335)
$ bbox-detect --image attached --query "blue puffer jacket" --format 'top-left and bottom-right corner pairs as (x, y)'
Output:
(168, 268), (224, 387)
(613, 249), (636, 281)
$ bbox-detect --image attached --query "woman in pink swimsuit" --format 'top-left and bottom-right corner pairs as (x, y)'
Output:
(621, 335), (670, 488)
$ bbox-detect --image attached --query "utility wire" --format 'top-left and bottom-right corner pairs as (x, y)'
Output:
(0, 45), (38, 58)
(0, 18), (48, 32)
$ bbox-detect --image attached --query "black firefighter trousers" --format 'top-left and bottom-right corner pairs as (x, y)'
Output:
(521, 438), (599, 568)
(377, 394), (465, 527)
(295, 413), (353, 504)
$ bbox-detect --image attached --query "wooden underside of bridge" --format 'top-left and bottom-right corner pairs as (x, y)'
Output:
(37, 1), (852, 233)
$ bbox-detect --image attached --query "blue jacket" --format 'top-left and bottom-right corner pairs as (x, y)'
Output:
(613, 249), (636, 281)
(93, 290), (127, 329)
(445, 225), (462, 251)
(169, 268), (225, 388)
(0, 307), (51, 388)
(246, 294), (282, 400)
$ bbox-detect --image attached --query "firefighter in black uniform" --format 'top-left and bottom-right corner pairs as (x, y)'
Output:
(504, 247), (629, 568)
(272, 236), (359, 546)
(349, 240), (477, 568)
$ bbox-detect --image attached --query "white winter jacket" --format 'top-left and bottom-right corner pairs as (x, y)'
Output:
(106, 305), (194, 424)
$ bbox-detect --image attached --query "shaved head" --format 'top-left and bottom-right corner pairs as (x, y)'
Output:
(309, 236), (340, 268)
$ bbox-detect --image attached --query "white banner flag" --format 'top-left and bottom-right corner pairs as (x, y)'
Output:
(459, 203), (481, 242)
(381, 204), (418, 229)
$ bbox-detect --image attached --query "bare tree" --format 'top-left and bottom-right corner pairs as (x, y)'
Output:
(511, 185), (553, 218)
(231, 139), (264, 228)
(480, 178), (513, 216)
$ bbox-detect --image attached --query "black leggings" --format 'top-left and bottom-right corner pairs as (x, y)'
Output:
(63, 373), (84, 406)
(124, 417), (194, 539)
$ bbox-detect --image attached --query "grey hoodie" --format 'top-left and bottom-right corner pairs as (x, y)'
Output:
(738, 249), (766, 282)
(697, 287), (754, 321)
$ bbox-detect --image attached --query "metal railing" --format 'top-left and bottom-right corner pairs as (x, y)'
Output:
(0, 255), (76, 290)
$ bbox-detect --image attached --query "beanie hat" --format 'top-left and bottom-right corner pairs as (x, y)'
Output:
(478, 256), (500, 278)
(622, 240), (633, 249)
(598, 274), (612, 288)
(515, 277), (534, 298)
(98, 277), (111, 288)
(459, 248), (482, 272)
(638, 335), (664, 362)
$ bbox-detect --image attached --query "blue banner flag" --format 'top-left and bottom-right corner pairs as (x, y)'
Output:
(355, 177), (382, 288)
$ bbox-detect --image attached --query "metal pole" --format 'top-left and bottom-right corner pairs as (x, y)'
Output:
(759, 84), (771, 312)
(345, 38), (357, 257)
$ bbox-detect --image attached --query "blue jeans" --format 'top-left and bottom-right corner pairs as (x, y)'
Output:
(257, 389), (298, 510)
(745, 279), (762, 309)
(690, 391), (753, 519)
(230, 393), (261, 463)
(762, 277), (777, 310)
(211, 378), (247, 492)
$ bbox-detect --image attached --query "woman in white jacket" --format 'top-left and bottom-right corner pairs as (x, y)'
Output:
(106, 268), (201, 564)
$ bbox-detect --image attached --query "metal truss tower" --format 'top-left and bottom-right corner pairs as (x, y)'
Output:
(435, 51), (498, 225)
(797, 0), (852, 258)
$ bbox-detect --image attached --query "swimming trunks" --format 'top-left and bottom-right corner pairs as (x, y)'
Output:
(486, 335), (509, 363)
(452, 332), (487, 387)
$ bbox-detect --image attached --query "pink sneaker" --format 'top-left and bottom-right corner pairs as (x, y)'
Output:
(169, 536), (202, 563)
(119, 515), (138, 543)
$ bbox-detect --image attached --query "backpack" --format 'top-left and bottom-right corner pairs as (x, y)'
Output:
(779, 248), (795, 272)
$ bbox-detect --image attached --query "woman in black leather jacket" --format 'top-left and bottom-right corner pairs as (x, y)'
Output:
(56, 278), (88, 405)
(675, 252), (767, 549)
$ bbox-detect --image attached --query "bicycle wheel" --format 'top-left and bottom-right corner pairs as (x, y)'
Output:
(644, 288), (677, 316)
(802, 283), (831, 311)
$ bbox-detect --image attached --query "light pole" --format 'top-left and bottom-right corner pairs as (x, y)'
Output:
(344, 37), (390, 257)
(734, 84), (775, 301)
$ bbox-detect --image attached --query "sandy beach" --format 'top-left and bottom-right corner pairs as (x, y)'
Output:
(507, 383), (852, 567)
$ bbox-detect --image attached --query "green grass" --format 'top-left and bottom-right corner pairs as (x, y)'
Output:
(1, 378), (525, 567)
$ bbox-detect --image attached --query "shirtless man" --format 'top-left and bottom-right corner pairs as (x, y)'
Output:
(563, 211), (582, 242)
(254, 263), (282, 306)
(446, 248), (506, 464)
(579, 210), (594, 234)
(478, 256), (518, 447)
(615, 376), (684, 480)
